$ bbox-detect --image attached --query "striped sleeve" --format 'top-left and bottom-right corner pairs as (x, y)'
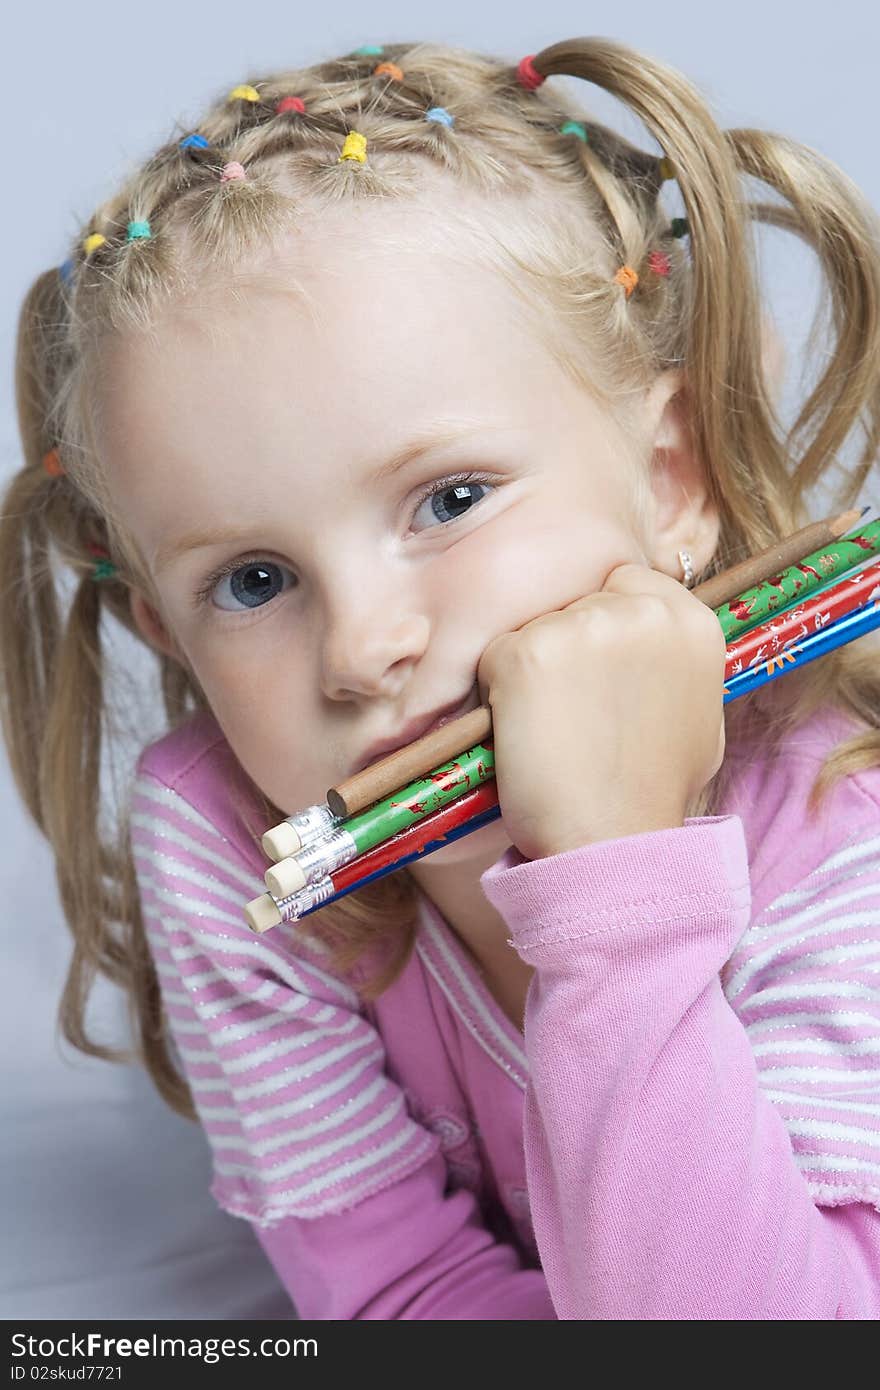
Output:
(128, 770), (438, 1225)
(721, 824), (880, 1210)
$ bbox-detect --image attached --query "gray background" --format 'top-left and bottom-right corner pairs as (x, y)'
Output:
(3, 1), (878, 1320)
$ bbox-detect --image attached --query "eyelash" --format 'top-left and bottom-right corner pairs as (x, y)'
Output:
(192, 469), (498, 610)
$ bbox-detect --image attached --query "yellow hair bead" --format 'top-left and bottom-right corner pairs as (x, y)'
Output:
(228, 84), (260, 103)
(338, 131), (368, 164)
(658, 156), (675, 181)
(82, 233), (106, 257)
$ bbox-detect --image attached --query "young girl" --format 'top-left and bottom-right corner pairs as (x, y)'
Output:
(4, 36), (880, 1320)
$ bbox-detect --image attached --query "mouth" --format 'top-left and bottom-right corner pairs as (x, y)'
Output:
(350, 688), (479, 777)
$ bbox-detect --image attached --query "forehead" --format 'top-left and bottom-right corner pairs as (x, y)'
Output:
(91, 201), (567, 483)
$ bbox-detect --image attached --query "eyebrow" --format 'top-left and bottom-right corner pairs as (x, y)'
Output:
(152, 425), (491, 574)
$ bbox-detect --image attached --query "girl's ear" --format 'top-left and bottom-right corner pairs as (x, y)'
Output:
(643, 369), (720, 578)
(129, 590), (185, 664)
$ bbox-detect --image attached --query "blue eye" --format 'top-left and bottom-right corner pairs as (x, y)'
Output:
(201, 559), (296, 612)
(411, 470), (495, 531)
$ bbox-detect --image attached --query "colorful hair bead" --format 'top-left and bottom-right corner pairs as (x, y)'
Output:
(275, 96), (306, 114)
(373, 61), (403, 81)
(338, 131), (367, 164)
(82, 233), (106, 257)
(58, 259), (75, 287)
(670, 217), (689, 239)
(228, 84), (260, 103)
(425, 107), (454, 127)
(516, 55), (545, 90)
(658, 156), (676, 181)
(220, 161), (247, 182)
(126, 220), (151, 241)
(647, 249), (671, 277)
(560, 120), (588, 143)
(614, 265), (639, 298)
(86, 541), (118, 581)
(179, 133), (209, 150)
(353, 44), (384, 56)
(42, 448), (64, 477)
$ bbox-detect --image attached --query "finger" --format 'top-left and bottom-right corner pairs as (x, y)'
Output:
(599, 561), (690, 601)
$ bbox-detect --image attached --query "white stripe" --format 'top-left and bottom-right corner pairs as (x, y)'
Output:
(213, 1094), (408, 1181)
(785, 1117), (880, 1150)
(156, 962), (249, 992)
(744, 881), (880, 946)
(757, 1062), (880, 1085)
(756, 833), (880, 916)
(138, 884), (356, 1008)
(131, 776), (262, 894)
(132, 839), (261, 921)
(225, 1132), (437, 1222)
(793, 1151), (880, 1179)
(745, 1010), (880, 1035)
(761, 1088), (880, 1117)
(737, 981), (880, 1010)
(211, 1074), (389, 1157)
(177, 1012), (361, 1073)
(188, 1032), (377, 1101)
(726, 925), (880, 1001)
(198, 1046), (383, 1126)
(237, 1122), (423, 1207)
(751, 1034), (880, 1059)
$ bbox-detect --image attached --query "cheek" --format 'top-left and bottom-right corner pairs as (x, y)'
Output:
(183, 645), (327, 813)
(443, 501), (634, 627)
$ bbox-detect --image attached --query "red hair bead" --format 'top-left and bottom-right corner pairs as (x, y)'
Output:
(275, 96), (306, 114)
(516, 55), (545, 90)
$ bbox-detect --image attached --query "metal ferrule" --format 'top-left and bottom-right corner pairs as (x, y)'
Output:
(274, 875), (336, 923)
(286, 803), (339, 847)
(293, 826), (358, 886)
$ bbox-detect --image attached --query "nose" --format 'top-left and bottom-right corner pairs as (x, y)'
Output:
(318, 575), (431, 701)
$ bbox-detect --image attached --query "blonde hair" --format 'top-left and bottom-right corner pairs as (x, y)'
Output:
(3, 38), (880, 1122)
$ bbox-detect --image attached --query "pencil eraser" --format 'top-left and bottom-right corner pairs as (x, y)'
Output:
(244, 893), (283, 934)
(262, 822), (301, 860)
(265, 857), (307, 898)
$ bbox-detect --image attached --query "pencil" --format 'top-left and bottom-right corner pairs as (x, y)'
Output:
(326, 506), (870, 820)
(244, 583), (880, 931)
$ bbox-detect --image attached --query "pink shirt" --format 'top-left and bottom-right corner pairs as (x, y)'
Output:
(130, 702), (880, 1318)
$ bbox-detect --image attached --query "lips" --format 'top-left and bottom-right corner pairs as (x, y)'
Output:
(351, 690), (478, 776)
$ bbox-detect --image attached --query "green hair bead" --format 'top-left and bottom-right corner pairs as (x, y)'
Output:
(559, 120), (588, 143)
(126, 220), (152, 241)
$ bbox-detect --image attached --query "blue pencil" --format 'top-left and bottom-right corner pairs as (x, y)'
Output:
(722, 594), (880, 702)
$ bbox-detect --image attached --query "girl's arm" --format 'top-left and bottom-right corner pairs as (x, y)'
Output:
(481, 812), (880, 1320)
(130, 770), (555, 1320)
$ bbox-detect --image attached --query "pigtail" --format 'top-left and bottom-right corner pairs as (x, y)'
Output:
(2, 269), (197, 1119)
(726, 128), (880, 503)
(530, 39), (795, 553)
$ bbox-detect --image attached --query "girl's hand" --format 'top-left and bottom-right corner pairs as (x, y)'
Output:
(476, 563), (727, 861)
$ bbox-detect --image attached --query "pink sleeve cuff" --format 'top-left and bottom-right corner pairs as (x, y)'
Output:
(480, 815), (751, 952)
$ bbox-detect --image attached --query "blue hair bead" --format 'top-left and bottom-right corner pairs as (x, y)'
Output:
(560, 120), (588, 142)
(126, 220), (151, 241)
(179, 133), (209, 150)
(425, 107), (454, 127)
(353, 44), (384, 55)
(58, 258), (75, 286)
